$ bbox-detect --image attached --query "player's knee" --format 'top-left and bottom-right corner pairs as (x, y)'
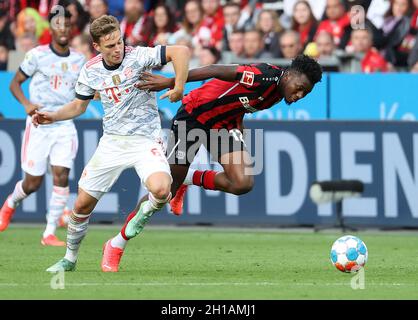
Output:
(52, 173), (69, 187)
(146, 173), (172, 200)
(148, 180), (171, 200)
(151, 185), (171, 201)
(22, 177), (43, 194)
(74, 199), (94, 215)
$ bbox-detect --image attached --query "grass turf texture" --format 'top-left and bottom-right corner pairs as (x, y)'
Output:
(0, 225), (417, 299)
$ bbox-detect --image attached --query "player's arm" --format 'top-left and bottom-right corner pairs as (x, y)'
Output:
(32, 98), (90, 127)
(9, 70), (39, 116)
(136, 64), (239, 92)
(163, 45), (191, 102)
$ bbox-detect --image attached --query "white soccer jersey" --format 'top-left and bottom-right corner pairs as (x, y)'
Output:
(75, 45), (166, 138)
(20, 44), (86, 128)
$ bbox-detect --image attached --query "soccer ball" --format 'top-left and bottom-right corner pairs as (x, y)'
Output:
(330, 235), (368, 272)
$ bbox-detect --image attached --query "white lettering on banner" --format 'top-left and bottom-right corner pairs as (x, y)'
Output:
(265, 132), (307, 215)
(188, 185), (201, 215)
(380, 102), (416, 121)
(340, 132), (377, 217)
(0, 131), (16, 185)
(315, 132), (332, 216)
(226, 193), (239, 215)
(383, 133), (418, 218)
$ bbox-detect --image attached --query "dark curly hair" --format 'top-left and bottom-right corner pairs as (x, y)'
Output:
(288, 54), (323, 85)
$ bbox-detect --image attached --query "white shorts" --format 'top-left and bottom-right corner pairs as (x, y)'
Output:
(78, 134), (171, 200)
(21, 118), (78, 176)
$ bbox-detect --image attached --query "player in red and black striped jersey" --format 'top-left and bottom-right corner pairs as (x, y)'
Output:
(134, 54), (322, 215)
(100, 55), (322, 272)
(177, 62), (286, 131)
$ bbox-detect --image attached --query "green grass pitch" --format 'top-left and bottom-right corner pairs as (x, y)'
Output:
(0, 225), (417, 299)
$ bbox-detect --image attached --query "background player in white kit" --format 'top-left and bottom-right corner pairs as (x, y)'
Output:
(0, 9), (85, 246)
(33, 15), (190, 272)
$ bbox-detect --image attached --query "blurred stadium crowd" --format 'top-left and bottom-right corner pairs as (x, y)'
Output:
(0, 0), (418, 73)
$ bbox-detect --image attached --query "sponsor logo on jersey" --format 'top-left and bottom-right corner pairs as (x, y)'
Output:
(241, 71), (255, 86)
(124, 67), (133, 79)
(239, 96), (257, 113)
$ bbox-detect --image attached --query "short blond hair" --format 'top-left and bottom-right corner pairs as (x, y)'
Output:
(90, 15), (120, 44)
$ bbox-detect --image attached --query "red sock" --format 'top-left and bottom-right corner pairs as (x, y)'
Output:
(120, 210), (137, 240)
(192, 170), (217, 190)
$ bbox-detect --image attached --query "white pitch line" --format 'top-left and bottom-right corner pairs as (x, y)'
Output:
(0, 282), (417, 287)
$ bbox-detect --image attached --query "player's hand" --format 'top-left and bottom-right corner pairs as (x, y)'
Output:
(32, 110), (57, 127)
(135, 72), (174, 92)
(24, 103), (40, 116)
(160, 86), (184, 102)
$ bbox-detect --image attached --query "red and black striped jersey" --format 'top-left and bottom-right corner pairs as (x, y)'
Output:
(182, 63), (284, 130)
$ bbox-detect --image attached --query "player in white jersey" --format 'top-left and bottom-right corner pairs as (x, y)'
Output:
(0, 9), (85, 246)
(32, 15), (190, 272)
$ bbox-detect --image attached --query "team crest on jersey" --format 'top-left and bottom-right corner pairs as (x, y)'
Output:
(124, 67), (133, 79)
(61, 62), (68, 72)
(112, 75), (122, 85)
(241, 71), (254, 86)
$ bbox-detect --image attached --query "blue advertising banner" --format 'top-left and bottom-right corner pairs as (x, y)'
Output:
(1, 120), (418, 227)
(0, 72), (104, 119)
(2, 71), (418, 122)
(329, 73), (418, 121)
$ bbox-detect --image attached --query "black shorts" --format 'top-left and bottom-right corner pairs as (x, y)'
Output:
(166, 105), (247, 166)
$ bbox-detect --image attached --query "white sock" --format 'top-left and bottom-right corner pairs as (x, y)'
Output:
(43, 186), (70, 238)
(111, 233), (127, 249)
(8, 180), (28, 209)
(183, 169), (196, 185)
(64, 211), (90, 263)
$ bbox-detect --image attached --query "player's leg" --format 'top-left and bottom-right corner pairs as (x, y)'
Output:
(167, 164), (190, 215)
(183, 151), (254, 195)
(101, 163), (189, 272)
(165, 115), (201, 215)
(42, 129), (78, 245)
(124, 171), (172, 237)
(46, 188), (98, 272)
(102, 138), (173, 272)
(0, 173), (44, 231)
(47, 134), (123, 272)
(0, 120), (49, 231)
(40, 166), (70, 246)
(180, 129), (254, 195)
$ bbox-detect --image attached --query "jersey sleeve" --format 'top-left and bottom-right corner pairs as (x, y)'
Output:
(136, 45), (167, 69)
(235, 63), (278, 90)
(75, 66), (95, 100)
(19, 48), (38, 78)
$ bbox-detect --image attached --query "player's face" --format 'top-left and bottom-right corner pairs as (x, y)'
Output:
(281, 72), (313, 105)
(95, 30), (124, 66)
(50, 17), (71, 47)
